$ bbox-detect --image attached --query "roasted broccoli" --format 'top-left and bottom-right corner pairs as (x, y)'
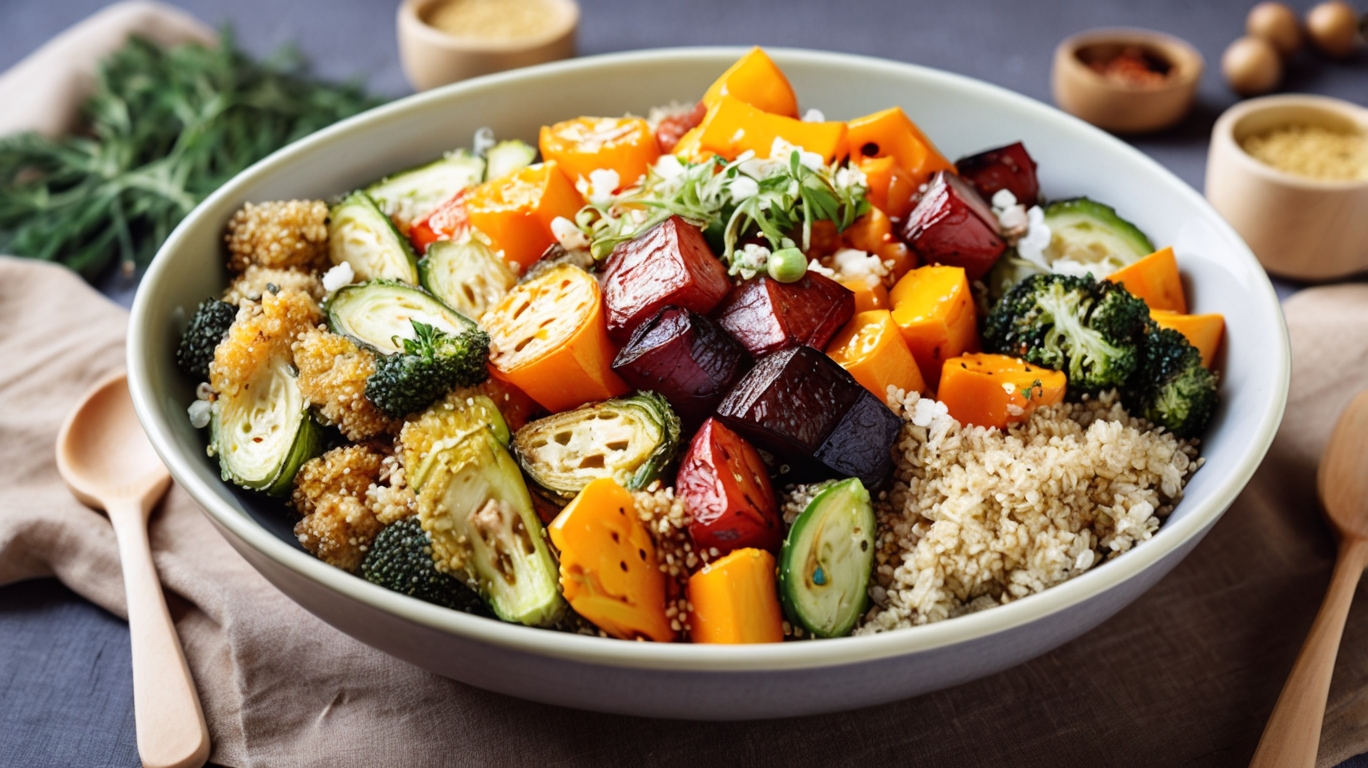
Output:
(1124, 325), (1219, 438)
(365, 321), (491, 419)
(983, 273), (1150, 397)
(175, 299), (237, 378)
(360, 517), (489, 614)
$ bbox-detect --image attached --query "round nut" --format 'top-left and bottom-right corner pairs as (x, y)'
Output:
(1306, 1), (1362, 58)
(1222, 36), (1283, 96)
(1247, 2), (1303, 57)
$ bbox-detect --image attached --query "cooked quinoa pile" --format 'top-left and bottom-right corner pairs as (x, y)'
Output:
(853, 389), (1201, 633)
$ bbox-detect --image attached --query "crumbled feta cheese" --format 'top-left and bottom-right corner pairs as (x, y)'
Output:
(195, 382), (215, 401)
(550, 216), (590, 251)
(321, 261), (355, 293)
(730, 242), (771, 279)
(187, 399), (212, 429)
(472, 127), (496, 156)
(806, 258), (836, 279)
(1016, 205), (1052, 266)
(653, 154), (686, 180)
(802, 108), (825, 123)
(771, 138), (823, 171)
(991, 189), (1018, 209)
(834, 165), (868, 192)
(729, 175), (760, 202)
(830, 247), (888, 289)
(585, 168), (620, 204)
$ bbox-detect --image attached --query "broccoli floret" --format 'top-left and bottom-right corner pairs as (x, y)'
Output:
(365, 321), (491, 418)
(1124, 325), (1219, 438)
(983, 273), (1149, 397)
(175, 299), (237, 378)
(360, 517), (488, 614)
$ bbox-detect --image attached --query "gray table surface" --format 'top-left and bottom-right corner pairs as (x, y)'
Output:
(1, 0), (1365, 765)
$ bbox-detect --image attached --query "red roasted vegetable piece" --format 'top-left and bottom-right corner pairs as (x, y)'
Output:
(612, 307), (752, 432)
(408, 190), (469, 254)
(679, 418), (782, 556)
(954, 142), (1041, 206)
(655, 101), (708, 154)
(901, 171), (1006, 282)
(601, 216), (732, 344)
(713, 273), (854, 357)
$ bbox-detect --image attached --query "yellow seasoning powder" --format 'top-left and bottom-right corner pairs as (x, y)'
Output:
(1241, 124), (1368, 182)
(424, 0), (560, 40)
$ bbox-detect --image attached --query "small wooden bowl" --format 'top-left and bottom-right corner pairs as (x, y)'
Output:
(1052, 28), (1203, 134)
(1205, 95), (1368, 281)
(397, 0), (579, 91)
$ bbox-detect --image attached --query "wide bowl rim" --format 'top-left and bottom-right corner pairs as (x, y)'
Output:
(128, 45), (1290, 674)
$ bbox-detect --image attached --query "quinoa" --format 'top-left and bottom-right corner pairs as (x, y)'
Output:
(222, 264), (325, 306)
(208, 288), (321, 400)
(291, 445), (387, 572)
(225, 200), (330, 273)
(1241, 124), (1368, 182)
(632, 483), (696, 636)
(855, 388), (1200, 634)
(293, 327), (400, 442)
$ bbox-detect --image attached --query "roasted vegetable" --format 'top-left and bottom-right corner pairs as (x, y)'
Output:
(856, 155), (920, 222)
(846, 107), (955, 191)
(513, 392), (682, 503)
(701, 47), (799, 118)
(1041, 198), (1154, 277)
(696, 95), (848, 163)
(938, 353), (1067, 430)
(611, 307), (752, 431)
(400, 390), (511, 493)
(655, 101), (707, 154)
(841, 279), (891, 314)
(418, 237), (518, 322)
(464, 161), (584, 272)
(484, 264), (629, 412)
(601, 215), (732, 344)
(900, 170), (1006, 282)
(779, 478), (875, 638)
(417, 429), (564, 626)
(484, 139), (538, 182)
(687, 548), (785, 644)
(360, 517), (489, 614)
(1106, 246), (1187, 313)
(325, 280), (477, 355)
(888, 265), (979, 390)
(539, 117), (660, 191)
(366, 150), (486, 233)
(678, 418), (782, 556)
(408, 190), (470, 254)
(547, 478), (675, 641)
(1150, 310), (1224, 368)
(955, 142), (1041, 206)
(983, 273), (1151, 397)
(176, 299), (237, 378)
(364, 321), (491, 418)
(826, 309), (927, 400)
(1123, 325), (1219, 438)
(328, 191), (420, 283)
(211, 353), (320, 496)
(714, 273), (855, 357)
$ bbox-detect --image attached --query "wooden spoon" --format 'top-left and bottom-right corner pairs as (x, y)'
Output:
(1251, 390), (1368, 768)
(55, 370), (210, 768)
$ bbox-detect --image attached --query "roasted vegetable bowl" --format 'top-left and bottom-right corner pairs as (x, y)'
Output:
(128, 48), (1288, 719)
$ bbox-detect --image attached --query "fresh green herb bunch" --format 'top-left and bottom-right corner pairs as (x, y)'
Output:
(365, 321), (491, 419)
(0, 32), (383, 279)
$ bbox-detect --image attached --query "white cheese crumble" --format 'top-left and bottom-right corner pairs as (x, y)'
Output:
(991, 188), (1052, 268)
(731, 242), (771, 280)
(577, 168), (621, 204)
(550, 216), (590, 251)
(802, 108), (825, 123)
(472, 126), (496, 156)
(829, 247), (889, 289)
(321, 261), (355, 293)
(187, 399), (212, 429)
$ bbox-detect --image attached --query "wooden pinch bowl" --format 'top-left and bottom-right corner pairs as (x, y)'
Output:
(1052, 28), (1203, 134)
(397, 0), (578, 91)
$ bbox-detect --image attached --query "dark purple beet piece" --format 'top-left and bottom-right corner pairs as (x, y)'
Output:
(901, 170), (1006, 282)
(601, 215), (732, 344)
(813, 389), (902, 489)
(612, 307), (752, 431)
(712, 273), (854, 357)
(955, 141), (1041, 206)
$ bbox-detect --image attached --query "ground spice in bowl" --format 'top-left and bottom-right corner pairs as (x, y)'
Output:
(1084, 45), (1172, 88)
(423, 0), (561, 40)
(1242, 125), (1368, 182)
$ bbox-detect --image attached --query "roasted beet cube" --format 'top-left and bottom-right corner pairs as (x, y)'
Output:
(612, 307), (752, 431)
(678, 418), (783, 556)
(601, 215), (732, 344)
(655, 101), (707, 154)
(955, 142), (1041, 206)
(901, 171), (1006, 282)
(717, 346), (900, 486)
(713, 273), (854, 357)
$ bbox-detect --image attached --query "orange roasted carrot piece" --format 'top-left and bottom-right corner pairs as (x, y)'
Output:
(827, 309), (927, 398)
(888, 265), (979, 390)
(539, 117), (661, 192)
(701, 47), (799, 118)
(697, 96), (847, 163)
(1151, 310), (1225, 368)
(549, 478), (676, 642)
(847, 107), (955, 190)
(839, 279), (890, 313)
(464, 161), (584, 273)
(1107, 246), (1188, 313)
(856, 155), (920, 222)
(484, 264), (629, 413)
(938, 353), (1067, 430)
(687, 548), (784, 644)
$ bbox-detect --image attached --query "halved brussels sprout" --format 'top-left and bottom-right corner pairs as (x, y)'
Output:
(326, 280), (476, 355)
(402, 391), (511, 493)
(484, 139), (538, 181)
(366, 150), (486, 232)
(210, 355), (320, 496)
(512, 391), (681, 503)
(328, 191), (420, 284)
(418, 237), (517, 323)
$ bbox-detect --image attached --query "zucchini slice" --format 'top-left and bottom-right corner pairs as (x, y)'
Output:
(484, 139), (538, 182)
(403, 392), (512, 493)
(326, 280), (476, 355)
(366, 150), (487, 232)
(418, 429), (565, 626)
(512, 392), (682, 503)
(418, 237), (518, 323)
(210, 356), (320, 496)
(779, 478), (876, 638)
(328, 191), (420, 284)
(1041, 198), (1155, 278)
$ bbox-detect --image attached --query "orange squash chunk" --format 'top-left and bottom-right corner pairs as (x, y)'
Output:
(687, 548), (784, 644)
(857, 155), (920, 222)
(701, 47), (799, 118)
(847, 107), (954, 190)
(484, 264), (629, 413)
(697, 96), (848, 164)
(938, 353), (1067, 430)
(549, 478), (675, 642)
(888, 265), (979, 390)
(1151, 310), (1225, 368)
(827, 309), (927, 398)
(1107, 246), (1187, 313)
(464, 161), (584, 273)
(839, 279), (890, 313)
(539, 117), (661, 192)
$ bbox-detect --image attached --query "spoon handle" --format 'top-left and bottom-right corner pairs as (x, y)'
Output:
(1251, 535), (1368, 768)
(106, 497), (211, 768)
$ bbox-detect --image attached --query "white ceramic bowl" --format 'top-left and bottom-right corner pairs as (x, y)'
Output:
(127, 48), (1289, 720)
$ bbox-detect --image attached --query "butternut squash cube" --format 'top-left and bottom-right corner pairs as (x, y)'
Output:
(888, 265), (979, 389)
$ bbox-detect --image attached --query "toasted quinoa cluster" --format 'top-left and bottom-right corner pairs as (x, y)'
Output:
(632, 483), (696, 636)
(225, 200), (330, 273)
(222, 264), (325, 306)
(291, 445), (387, 572)
(367, 453), (417, 525)
(293, 328), (399, 441)
(208, 288), (321, 399)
